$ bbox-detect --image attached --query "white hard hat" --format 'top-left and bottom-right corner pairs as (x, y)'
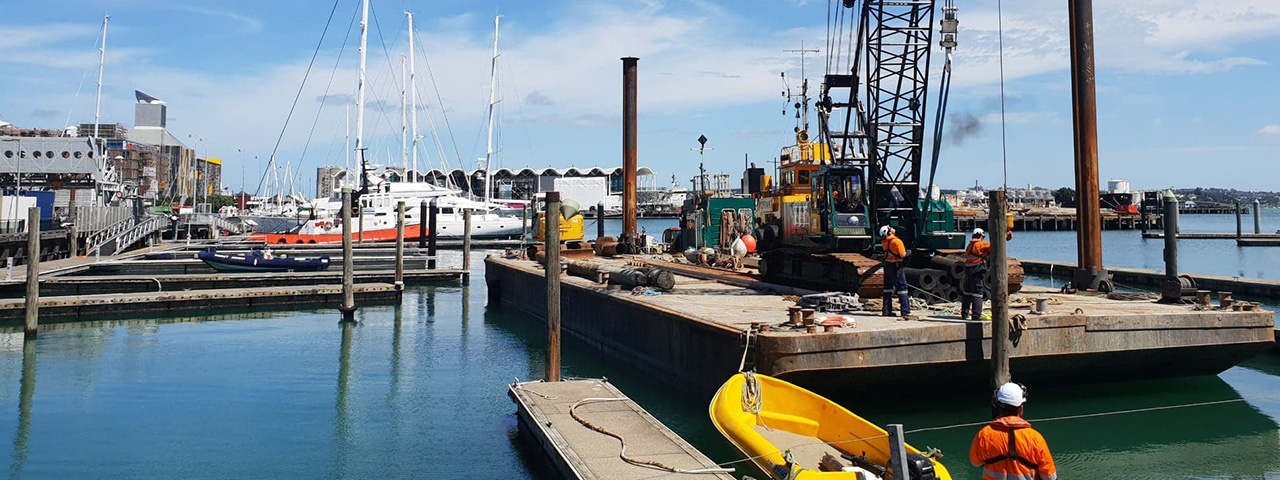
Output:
(995, 382), (1026, 407)
(878, 225), (891, 237)
(973, 228), (985, 237)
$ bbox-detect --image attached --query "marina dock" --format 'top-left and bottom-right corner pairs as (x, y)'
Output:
(509, 378), (734, 480)
(486, 256), (1275, 397)
(1, 241), (467, 324)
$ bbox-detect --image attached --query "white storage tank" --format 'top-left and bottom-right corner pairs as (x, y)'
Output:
(1107, 179), (1130, 194)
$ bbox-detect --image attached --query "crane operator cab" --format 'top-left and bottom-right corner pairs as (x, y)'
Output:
(811, 164), (870, 250)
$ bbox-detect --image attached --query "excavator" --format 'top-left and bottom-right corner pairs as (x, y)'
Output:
(751, 0), (1022, 300)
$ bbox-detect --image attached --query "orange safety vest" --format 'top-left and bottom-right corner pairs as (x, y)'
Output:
(969, 416), (1058, 480)
(965, 238), (991, 266)
(882, 234), (906, 263)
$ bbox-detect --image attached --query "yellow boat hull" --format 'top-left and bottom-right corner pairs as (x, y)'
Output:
(709, 373), (952, 480)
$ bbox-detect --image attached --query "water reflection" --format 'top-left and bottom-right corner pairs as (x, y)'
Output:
(853, 375), (1280, 479)
(9, 340), (35, 476)
(334, 321), (354, 477)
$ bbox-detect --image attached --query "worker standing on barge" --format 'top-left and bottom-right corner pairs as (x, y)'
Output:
(879, 225), (911, 318)
(961, 228), (991, 320)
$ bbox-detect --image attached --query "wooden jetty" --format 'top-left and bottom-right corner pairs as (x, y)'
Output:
(486, 256), (1275, 398)
(509, 378), (734, 480)
(1141, 232), (1280, 246)
(0, 241), (466, 326)
(0, 283), (401, 325)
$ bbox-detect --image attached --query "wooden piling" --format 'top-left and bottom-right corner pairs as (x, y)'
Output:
(545, 191), (562, 382)
(395, 201), (405, 290)
(24, 206), (39, 339)
(520, 204), (529, 258)
(340, 185), (356, 322)
(418, 200), (428, 249)
(427, 198), (438, 270)
(597, 201), (606, 239)
(462, 208), (472, 285)
(989, 191), (1010, 387)
(1236, 200), (1243, 240)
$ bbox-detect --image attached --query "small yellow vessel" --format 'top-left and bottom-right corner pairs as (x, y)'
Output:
(709, 372), (952, 480)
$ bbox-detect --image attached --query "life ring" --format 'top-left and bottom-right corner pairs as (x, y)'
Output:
(319, 221), (332, 229)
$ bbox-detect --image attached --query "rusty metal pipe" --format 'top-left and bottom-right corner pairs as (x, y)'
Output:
(1069, 0), (1103, 276)
(622, 57), (638, 240)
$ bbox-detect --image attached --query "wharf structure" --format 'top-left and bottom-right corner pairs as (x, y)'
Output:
(485, 256), (1274, 398)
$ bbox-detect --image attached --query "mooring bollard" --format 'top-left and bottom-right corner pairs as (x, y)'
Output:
(427, 198), (438, 270)
(24, 206), (40, 339)
(395, 201), (405, 290)
(462, 208), (472, 285)
(545, 191), (562, 382)
(339, 185), (356, 322)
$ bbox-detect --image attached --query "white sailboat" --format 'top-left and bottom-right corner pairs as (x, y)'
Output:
(251, 6), (523, 244)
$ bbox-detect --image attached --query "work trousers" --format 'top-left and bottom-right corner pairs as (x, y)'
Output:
(882, 261), (910, 316)
(961, 263), (987, 320)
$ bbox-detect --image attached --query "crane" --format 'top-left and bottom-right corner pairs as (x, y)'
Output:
(752, 0), (1023, 300)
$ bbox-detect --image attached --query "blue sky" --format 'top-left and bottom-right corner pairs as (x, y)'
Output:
(2, 0), (1279, 196)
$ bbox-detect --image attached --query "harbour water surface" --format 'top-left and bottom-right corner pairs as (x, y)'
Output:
(1, 214), (1278, 479)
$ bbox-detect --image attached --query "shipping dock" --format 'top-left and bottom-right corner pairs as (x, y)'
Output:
(486, 255), (1275, 398)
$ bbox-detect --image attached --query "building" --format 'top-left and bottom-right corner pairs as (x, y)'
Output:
(123, 90), (197, 202)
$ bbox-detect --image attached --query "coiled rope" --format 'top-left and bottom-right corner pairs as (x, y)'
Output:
(569, 397), (735, 475)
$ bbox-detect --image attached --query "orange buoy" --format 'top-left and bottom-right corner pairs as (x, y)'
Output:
(740, 234), (757, 253)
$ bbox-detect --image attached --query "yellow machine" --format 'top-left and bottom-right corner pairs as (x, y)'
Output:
(532, 196), (585, 243)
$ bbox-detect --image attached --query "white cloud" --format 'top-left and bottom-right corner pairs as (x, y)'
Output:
(1260, 125), (1280, 136)
(950, 0), (1279, 86)
(165, 6), (264, 34)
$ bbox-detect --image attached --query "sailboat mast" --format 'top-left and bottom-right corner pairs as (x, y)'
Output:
(483, 15), (501, 204)
(407, 12), (419, 183)
(93, 15), (109, 143)
(400, 54), (408, 178)
(354, 0), (370, 193)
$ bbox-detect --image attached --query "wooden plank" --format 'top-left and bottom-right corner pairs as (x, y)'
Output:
(509, 379), (734, 480)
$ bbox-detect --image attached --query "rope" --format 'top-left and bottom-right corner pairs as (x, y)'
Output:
(569, 397), (735, 475)
(738, 328), (755, 373)
(741, 371), (764, 416)
(906, 393), (1280, 435)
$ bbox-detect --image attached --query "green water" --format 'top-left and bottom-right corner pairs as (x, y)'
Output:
(0, 214), (1278, 479)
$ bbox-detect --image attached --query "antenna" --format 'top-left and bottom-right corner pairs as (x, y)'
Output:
(783, 41), (819, 132)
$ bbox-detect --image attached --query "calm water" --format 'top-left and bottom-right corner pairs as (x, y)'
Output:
(1, 214), (1278, 479)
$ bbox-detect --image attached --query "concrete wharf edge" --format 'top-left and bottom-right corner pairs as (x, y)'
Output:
(509, 379), (734, 480)
(486, 256), (1275, 398)
(1021, 259), (1280, 352)
(0, 283), (402, 326)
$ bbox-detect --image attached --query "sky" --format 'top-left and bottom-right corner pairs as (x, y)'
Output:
(1, 0), (1279, 197)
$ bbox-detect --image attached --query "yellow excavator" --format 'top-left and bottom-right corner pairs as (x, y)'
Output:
(533, 195), (585, 244)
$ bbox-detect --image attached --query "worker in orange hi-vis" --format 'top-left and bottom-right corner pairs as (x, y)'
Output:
(961, 228), (991, 320)
(970, 382), (1058, 480)
(878, 225), (910, 318)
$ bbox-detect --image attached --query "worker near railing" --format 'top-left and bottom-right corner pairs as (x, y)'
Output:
(878, 225), (910, 318)
(961, 228), (990, 320)
(970, 383), (1058, 480)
